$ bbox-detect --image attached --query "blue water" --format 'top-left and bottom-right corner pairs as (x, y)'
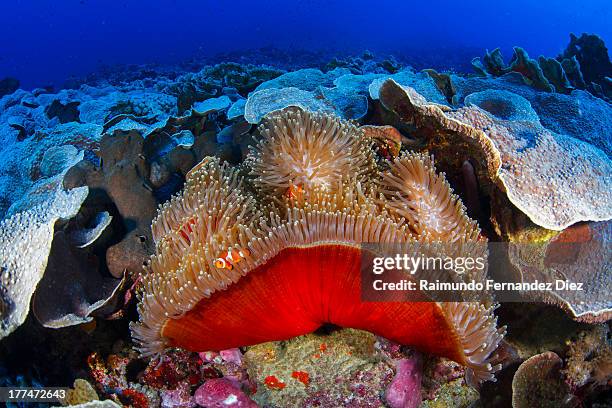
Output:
(1, 0), (611, 89)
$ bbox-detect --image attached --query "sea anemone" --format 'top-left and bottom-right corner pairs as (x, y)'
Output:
(131, 108), (505, 385)
(379, 152), (481, 243)
(246, 108), (377, 204)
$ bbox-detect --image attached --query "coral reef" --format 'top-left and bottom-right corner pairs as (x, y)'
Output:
(563, 325), (612, 394)
(385, 355), (422, 408)
(559, 33), (612, 99)
(194, 378), (256, 407)
(243, 329), (394, 407)
(471, 33), (612, 101)
(450, 74), (612, 157)
(0, 41), (609, 408)
(65, 131), (159, 279)
(61, 378), (100, 405)
(31, 230), (125, 328)
(163, 63), (285, 113)
(0, 77), (19, 98)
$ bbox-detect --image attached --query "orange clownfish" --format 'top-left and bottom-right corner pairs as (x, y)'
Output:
(215, 248), (251, 270)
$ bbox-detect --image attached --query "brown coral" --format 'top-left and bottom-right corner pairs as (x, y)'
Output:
(511, 352), (574, 408)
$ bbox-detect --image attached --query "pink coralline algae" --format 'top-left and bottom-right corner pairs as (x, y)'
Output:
(220, 348), (243, 365)
(160, 381), (196, 408)
(199, 351), (220, 363)
(385, 354), (423, 408)
(199, 348), (242, 365)
(194, 378), (257, 408)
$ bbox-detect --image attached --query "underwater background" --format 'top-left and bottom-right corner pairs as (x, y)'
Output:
(1, 0), (611, 89)
(0, 1), (611, 408)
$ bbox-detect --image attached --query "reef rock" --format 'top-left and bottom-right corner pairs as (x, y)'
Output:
(243, 329), (394, 407)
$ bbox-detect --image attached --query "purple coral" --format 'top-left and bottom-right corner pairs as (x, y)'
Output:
(385, 354), (423, 408)
(194, 378), (257, 408)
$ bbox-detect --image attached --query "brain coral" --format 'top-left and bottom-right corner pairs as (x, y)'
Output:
(131, 108), (505, 385)
(378, 79), (612, 231)
(0, 186), (88, 339)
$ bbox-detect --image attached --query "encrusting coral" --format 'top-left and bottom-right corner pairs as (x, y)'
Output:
(131, 107), (505, 385)
(511, 351), (574, 408)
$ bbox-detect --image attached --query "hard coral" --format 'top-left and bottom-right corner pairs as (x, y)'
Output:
(131, 108), (504, 385)
(559, 33), (612, 98)
(378, 79), (612, 231)
(61, 379), (100, 405)
(563, 325), (612, 393)
(508, 221), (611, 323)
(450, 70), (612, 157)
(472, 34), (612, 100)
(32, 230), (124, 328)
(0, 186), (88, 339)
(65, 131), (159, 278)
(165, 63), (285, 113)
(511, 352), (575, 408)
